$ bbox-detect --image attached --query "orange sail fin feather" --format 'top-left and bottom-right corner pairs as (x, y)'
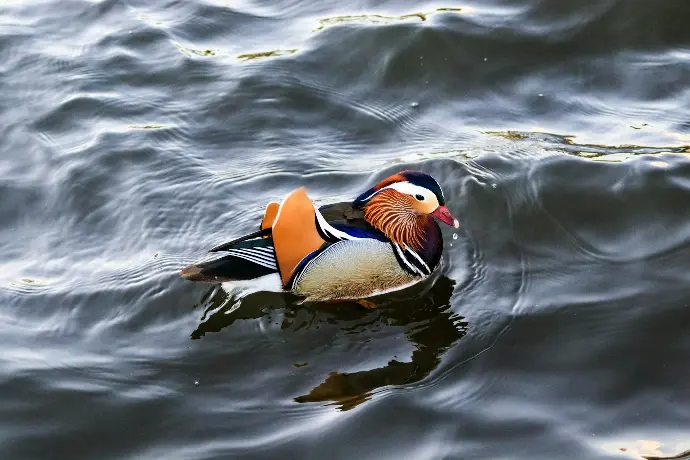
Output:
(270, 187), (327, 285)
(261, 201), (279, 233)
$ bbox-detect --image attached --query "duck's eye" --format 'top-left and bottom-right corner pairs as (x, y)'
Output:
(415, 194), (425, 201)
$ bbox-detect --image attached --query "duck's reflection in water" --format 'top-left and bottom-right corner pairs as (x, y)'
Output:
(190, 275), (467, 411)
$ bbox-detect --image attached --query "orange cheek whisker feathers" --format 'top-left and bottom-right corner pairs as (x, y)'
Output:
(364, 191), (426, 252)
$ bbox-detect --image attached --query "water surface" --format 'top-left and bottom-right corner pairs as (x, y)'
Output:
(1, 0), (690, 458)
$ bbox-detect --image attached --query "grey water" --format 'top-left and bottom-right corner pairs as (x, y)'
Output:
(1, 0), (690, 458)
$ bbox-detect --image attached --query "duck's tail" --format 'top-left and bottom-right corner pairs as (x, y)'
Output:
(180, 233), (279, 283)
(180, 187), (330, 286)
(180, 202), (281, 283)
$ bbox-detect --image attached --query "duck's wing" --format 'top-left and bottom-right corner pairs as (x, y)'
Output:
(205, 201), (383, 253)
(205, 201), (279, 252)
(181, 196), (388, 286)
(230, 192), (384, 287)
(180, 201), (282, 282)
(316, 201), (388, 241)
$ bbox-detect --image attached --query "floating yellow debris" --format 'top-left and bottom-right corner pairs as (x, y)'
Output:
(173, 42), (217, 57)
(236, 49), (298, 61)
(127, 125), (165, 129)
(315, 7), (465, 31)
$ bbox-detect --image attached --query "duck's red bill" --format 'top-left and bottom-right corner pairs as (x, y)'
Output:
(431, 206), (460, 228)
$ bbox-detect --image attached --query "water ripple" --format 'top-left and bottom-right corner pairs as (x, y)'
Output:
(2, 0), (690, 458)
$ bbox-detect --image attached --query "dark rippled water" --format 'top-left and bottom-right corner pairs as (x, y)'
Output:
(2, 0), (690, 458)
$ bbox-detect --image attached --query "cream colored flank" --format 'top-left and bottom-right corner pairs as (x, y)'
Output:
(291, 239), (418, 302)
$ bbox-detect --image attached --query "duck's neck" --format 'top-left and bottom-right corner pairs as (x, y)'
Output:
(417, 215), (443, 270)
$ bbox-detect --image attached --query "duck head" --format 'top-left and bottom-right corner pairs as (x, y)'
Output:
(354, 170), (459, 250)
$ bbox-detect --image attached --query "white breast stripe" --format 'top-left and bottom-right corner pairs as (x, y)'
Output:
(393, 243), (422, 276)
(314, 207), (362, 241)
(404, 247), (430, 275)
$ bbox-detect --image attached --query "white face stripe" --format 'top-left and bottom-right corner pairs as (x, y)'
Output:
(382, 182), (439, 207)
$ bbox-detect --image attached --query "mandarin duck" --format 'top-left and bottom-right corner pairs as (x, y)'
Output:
(180, 171), (459, 304)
